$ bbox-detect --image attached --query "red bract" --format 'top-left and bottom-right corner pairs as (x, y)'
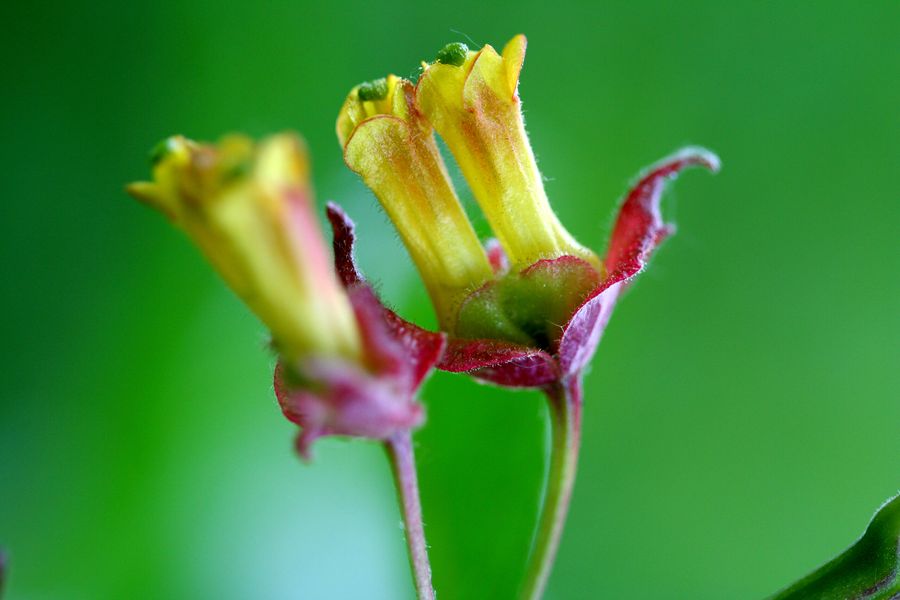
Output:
(274, 205), (445, 459)
(438, 147), (720, 390)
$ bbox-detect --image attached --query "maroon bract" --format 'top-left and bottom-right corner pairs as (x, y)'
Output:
(275, 204), (446, 459)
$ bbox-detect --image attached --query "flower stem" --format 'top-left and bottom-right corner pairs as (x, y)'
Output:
(519, 377), (584, 600)
(0, 548), (6, 599)
(385, 431), (435, 600)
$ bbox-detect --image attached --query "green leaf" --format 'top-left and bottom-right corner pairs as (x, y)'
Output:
(769, 493), (900, 600)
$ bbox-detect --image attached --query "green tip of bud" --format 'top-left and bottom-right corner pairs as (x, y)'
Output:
(222, 160), (251, 184)
(149, 138), (173, 166)
(435, 42), (468, 66)
(357, 78), (389, 102)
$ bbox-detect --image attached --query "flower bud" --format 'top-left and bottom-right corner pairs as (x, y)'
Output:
(337, 75), (493, 326)
(127, 133), (361, 362)
(416, 35), (599, 271)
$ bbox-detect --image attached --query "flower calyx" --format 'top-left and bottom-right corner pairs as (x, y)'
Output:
(275, 203), (446, 458)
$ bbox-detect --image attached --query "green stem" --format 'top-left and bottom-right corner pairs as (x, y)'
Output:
(519, 377), (583, 600)
(385, 431), (435, 600)
(0, 548), (6, 599)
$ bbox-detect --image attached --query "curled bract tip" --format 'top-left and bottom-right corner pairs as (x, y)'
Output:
(678, 146), (720, 173)
(651, 146), (721, 177)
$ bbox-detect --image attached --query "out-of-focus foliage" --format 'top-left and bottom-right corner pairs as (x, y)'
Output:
(0, 2), (897, 599)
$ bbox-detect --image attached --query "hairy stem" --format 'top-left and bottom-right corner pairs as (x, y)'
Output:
(519, 377), (584, 600)
(385, 431), (435, 600)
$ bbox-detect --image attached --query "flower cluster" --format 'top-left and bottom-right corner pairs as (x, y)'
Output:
(129, 34), (717, 600)
(332, 38), (717, 598)
(337, 36), (719, 394)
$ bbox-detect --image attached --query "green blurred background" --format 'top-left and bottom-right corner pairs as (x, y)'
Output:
(1, 2), (898, 599)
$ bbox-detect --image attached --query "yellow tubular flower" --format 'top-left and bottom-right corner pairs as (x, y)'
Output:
(127, 133), (362, 363)
(337, 74), (494, 327)
(416, 36), (600, 271)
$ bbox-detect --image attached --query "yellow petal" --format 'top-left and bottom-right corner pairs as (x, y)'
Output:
(337, 74), (408, 148)
(128, 133), (361, 362)
(338, 77), (493, 326)
(501, 34), (526, 96)
(417, 36), (599, 272)
(255, 133), (311, 194)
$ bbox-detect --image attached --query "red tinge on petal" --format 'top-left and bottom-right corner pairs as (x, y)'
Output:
(484, 238), (510, 275)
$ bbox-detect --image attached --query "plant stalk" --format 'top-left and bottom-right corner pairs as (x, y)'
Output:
(519, 377), (584, 600)
(385, 431), (435, 600)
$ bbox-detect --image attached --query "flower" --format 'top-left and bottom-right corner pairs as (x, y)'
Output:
(274, 203), (447, 457)
(336, 38), (718, 598)
(337, 36), (720, 391)
(337, 74), (494, 327)
(129, 34), (719, 600)
(416, 36), (598, 271)
(128, 133), (444, 457)
(127, 133), (360, 363)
